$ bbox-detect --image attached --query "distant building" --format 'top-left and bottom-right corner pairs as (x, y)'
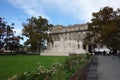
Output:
(41, 23), (90, 56)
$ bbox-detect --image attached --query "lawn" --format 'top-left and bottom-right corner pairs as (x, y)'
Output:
(0, 55), (68, 80)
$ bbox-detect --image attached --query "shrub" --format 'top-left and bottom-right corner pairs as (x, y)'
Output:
(9, 54), (91, 80)
(85, 53), (91, 59)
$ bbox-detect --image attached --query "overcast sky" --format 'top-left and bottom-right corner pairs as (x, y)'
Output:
(0, 0), (120, 44)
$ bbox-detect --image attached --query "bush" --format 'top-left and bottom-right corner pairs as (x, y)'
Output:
(85, 53), (91, 59)
(9, 54), (91, 80)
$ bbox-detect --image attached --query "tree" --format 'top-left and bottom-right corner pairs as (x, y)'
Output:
(22, 16), (53, 54)
(84, 6), (120, 50)
(0, 17), (22, 53)
(0, 17), (6, 51)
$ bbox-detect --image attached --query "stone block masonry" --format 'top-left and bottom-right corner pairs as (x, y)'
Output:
(41, 24), (89, 56)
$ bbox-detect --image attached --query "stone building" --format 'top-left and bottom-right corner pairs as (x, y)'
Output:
(41, 23), (89, 56)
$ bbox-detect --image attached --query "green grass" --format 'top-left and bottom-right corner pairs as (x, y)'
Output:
(0, 55), (68, 80)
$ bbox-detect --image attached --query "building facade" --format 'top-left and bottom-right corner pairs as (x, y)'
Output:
(41, 24), (89, 56)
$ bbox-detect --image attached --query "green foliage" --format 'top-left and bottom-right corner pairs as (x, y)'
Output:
(85, 6), (120, 49)
(50, 62), (67, 80)
(84, 53), (91, 59)
(0, 55), (67, 80)
(8, 54), (91, 80)
(22, 16), (53, 53)
(9, 63), (63, 80)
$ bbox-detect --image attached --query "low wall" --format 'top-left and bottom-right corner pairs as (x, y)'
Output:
(69, 62), (91, 80)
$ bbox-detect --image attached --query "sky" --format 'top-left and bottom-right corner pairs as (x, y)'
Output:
(0, 0), (120, 44)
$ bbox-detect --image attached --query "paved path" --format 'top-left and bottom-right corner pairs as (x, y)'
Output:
(97, 55), (120, 80)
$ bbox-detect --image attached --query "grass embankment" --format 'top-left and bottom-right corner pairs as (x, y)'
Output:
(0, 55), (68, 80)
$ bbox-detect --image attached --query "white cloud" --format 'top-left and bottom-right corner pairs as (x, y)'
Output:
(8, 0), (50, 20)
(8, 0), (120, 23)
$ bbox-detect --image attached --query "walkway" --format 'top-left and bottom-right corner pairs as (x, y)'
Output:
(98, 55), (120, 80)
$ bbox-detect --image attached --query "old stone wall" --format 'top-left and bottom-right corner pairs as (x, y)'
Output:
(41, 24), (89, 56)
